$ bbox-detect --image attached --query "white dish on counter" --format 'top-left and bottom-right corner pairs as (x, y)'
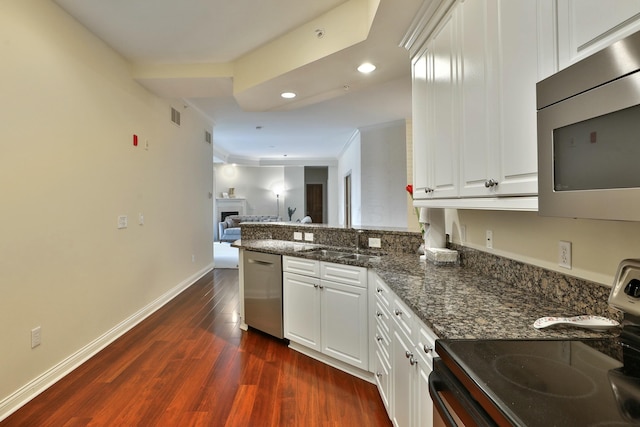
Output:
(533, 315), (620, 331)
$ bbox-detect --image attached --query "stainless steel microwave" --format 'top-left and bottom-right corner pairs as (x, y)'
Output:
(537, 30), (640, 221)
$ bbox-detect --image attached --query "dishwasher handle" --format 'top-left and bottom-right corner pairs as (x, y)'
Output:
(247, 259), (275, 267)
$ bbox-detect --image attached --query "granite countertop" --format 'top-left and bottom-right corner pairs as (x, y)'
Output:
(235, 239), (620, 341)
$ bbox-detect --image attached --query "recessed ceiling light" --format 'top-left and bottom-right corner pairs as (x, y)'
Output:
(281, 92), (296, 99)
(357, 62), (376, 74)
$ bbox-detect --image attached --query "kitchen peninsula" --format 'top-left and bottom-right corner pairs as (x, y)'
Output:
(237, 222), (619, 341)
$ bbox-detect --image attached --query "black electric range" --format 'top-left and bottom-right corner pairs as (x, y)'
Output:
(430, 259), (640, 427)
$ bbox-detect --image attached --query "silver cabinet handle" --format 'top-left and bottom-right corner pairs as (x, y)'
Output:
(410, 356), (418, 366)
(376, 311), (383, 317)
(394, 309), (402, 316)
(313, 284), (319, 288)
(424, 187), (434, 193)
(376, 335), (383, 342)
(423, 344), (433, 354)
(484, 179), (499, 188)
(319, 284), (324, 289)
(376, 287), (383, 293)
(405, 350), (413, 359)
(376, 372), (382, 378)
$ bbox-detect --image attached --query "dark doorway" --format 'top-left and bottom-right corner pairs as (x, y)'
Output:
(306, 183), (324, 224)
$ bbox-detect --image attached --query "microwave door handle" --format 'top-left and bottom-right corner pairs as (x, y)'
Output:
(429, 371), (459, 427)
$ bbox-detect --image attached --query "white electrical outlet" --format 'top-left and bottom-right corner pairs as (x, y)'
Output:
(369, 237), (382, 248)
(460, 225), (467, 243)
(192, 254), (196, 263)
(559, 241), (572, 269)
(31, 326), (41, 349)
(138, 213), (144, 225)
(294, 232), (303, 240)
(304, 232), (314, 242)
(485, 230), (493, 249)
(117, 215), (128, 229)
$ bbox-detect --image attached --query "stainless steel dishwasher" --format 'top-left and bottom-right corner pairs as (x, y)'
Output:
(243, 250), (283, 339)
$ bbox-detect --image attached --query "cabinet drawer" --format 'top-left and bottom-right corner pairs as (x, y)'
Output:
(415, 318), (438, 368)
(375, 323), (391, 361)
(320, 262), (367, 287)
(374, 300), (391, 338)
(391, 296), (414, 340)
(283, 255), (320, 276)
(373, 275), (392, 310)
(374, 350), (391, 413)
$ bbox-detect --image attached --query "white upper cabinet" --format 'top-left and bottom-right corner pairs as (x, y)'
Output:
(556, 0), (640, 70)
(491, 0), (539, 196)
(458, 0), (494, 197)
(412, 10), (459, 200)
(429, 11), (459, 199)
(408, 0), (539, 209)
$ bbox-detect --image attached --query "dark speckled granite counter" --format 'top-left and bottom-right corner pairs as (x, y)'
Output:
(235, 226), (621, 342)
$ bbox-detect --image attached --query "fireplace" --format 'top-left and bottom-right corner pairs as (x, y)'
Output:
(215, 198), (246, 241)
(221, 211), (239, 221)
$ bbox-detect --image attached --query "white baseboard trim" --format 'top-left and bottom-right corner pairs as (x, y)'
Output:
(0, 264), (214, 422)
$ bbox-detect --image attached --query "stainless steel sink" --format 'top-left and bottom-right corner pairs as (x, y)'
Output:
(339, 253), (380, 262)
(308, 249), (352, 258)
(307, 249), (380, 262)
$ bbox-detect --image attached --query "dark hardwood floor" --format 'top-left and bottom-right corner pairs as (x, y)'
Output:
(2, 268), (391, 427)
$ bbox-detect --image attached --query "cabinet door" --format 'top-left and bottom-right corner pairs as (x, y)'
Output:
(458, 0), (538, 197)
(557, 0), (640, 69)
(458, 0), (494, 197)
(412, 48), (430, 199)
(320, 280), (369, 370)
(427, 10), (459, 199)
(391, 328), (413, 427)
(283, 272), (321, 352)
(494, 0), (538, 196)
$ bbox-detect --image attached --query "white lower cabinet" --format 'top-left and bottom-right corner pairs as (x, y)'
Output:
(320, 279), (368, 368)
(283, 271), (322, 351)
(283, 256), (369, 371)
(371, 273), (438, 427)
(392, 327), (415, 427)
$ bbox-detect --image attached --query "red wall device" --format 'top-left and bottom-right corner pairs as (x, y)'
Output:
(133, 134), (138, 146)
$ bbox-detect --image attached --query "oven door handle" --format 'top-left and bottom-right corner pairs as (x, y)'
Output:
(429, 359), (499, 427)
(429, 369), (462, 427)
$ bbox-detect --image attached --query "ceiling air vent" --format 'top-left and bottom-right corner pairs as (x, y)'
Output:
(205, 130), (212, 144)
(171, 107), (181, 126)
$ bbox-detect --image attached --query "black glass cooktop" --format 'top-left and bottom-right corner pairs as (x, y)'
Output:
(436, 338), (640, 426)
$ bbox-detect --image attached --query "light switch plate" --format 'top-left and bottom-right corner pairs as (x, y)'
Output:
(118, 215), (128, 229)
(304, 232), (314, 242)
(369, 237), (381, 248)
(294, 232), (303, 240)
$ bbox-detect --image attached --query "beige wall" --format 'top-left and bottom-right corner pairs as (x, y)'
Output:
(0, 0), (213, 408)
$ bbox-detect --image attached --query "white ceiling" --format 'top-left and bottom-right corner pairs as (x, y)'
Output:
(53, 0), (424, 164)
